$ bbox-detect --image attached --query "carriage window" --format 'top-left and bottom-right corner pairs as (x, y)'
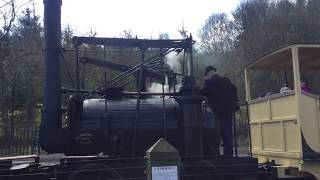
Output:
(248, 70), (294, 100)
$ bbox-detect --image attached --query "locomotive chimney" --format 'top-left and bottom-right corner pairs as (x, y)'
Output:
(39, 0), (66, 153)
(176, 76), (204, 156)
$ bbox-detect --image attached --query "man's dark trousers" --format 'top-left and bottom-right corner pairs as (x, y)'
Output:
(216, 111), (233, 156)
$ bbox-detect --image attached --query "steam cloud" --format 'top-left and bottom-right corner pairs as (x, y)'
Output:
(147, 51), (184, 92)
(148, 83), (170, 93)
(165, 51), (183, 73)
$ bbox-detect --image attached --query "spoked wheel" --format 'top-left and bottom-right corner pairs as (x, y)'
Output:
(67, 163), (122, 180)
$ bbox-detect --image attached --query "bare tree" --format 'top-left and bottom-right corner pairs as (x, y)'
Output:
(200, 13), (238, 53)
(198, 0), (320, 101)
(177, 23), (188, 38)
(121, 29), (135, 39)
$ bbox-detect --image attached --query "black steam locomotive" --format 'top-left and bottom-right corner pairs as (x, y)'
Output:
(39, 0), (217, 155)
(0, 1), (259, 179)
(40, 34), (218, 157)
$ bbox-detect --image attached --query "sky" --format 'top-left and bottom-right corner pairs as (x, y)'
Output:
(33, 0), (240, 40)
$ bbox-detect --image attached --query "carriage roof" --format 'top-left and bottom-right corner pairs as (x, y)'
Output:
(245, 44), (320, 70)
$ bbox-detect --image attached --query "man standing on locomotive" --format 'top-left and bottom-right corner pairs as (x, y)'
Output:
(199, 66), (238, 156)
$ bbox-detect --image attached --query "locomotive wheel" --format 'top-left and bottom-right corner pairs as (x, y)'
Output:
(67, 163), (122, 180)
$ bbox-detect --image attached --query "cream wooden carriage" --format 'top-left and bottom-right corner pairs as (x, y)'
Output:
(245, 44), (320, 179)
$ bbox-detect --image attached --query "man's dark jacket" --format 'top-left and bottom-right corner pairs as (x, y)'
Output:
(199, 74), (238, 114)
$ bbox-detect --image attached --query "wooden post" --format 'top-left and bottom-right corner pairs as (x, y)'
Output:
(146, 138), (181, 180)
(292, 46), (302, 118)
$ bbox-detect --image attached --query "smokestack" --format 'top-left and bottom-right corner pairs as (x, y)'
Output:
(39, 0), (66, 153)
(176, 77), (204, 156)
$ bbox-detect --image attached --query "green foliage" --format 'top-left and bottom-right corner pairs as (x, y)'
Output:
(0, 7), (42, 128)
(0, 4), (43, 144)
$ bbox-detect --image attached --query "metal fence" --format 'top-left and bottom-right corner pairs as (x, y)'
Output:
(0, 104), (251, 158)
(0, 124), (44, 157)
(234, 104), (251, 156)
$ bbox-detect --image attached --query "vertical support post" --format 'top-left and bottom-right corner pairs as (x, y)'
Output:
(160, 50), (167, 139)
(182, 51), (186, 75)
(81, 63), (86, 89)
(292, 47), (301, 98)
(146, 138), (180, 180)
(188, 35), (193, 77)
(245, 102), (253, 157)
(75, 45), (80, 92)
(104, 45), (107, 83)
(138, 47), (146, 92)
(132, 47), (146, 157)
(244, 69), (253, 156)
(244, 69), (251, 102)
(292, 46), (302, 123)
(233, 113), (238, 157)
(291, 46), (305, 156)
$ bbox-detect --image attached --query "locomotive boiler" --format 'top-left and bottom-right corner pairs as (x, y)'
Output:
(64, 87), (213, 157)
